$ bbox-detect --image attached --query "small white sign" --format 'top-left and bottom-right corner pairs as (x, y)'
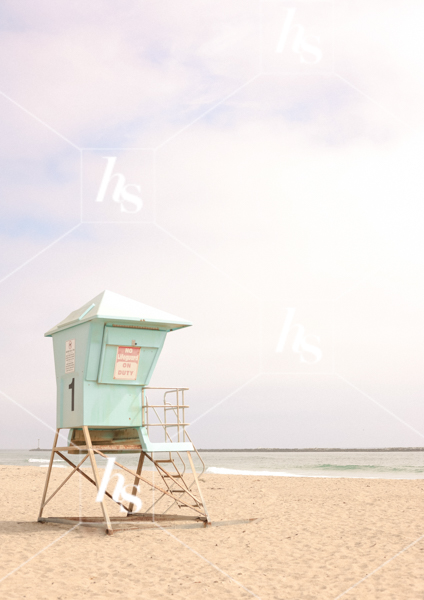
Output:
(65, 339), (76, 373)
(113, 346), (141, 380)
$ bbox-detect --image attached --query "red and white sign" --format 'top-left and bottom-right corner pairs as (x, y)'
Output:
(113, 346), (141, 380)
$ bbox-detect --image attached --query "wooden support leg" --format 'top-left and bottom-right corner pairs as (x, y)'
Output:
(82, 426), (113, 535)
(38, 429), (59, 521)
(56, 452), (130, 513)
(128, 451), (145, 514)
(42, 454), (89, 510)
(187, 451), (210, 523)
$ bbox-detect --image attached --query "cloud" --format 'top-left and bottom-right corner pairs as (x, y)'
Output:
(0, 0), (260, 147)
(2, 0), (424, 448)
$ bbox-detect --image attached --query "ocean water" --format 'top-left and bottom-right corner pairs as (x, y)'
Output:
(1, 449), (423, 479)
(202, 451), (424, 479)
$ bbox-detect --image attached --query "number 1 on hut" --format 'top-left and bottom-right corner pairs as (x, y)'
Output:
(37, 290), (259, 534)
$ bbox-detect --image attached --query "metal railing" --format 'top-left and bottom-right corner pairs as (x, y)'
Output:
(141, 387), (189, 442)
(140, 386), (206, 476)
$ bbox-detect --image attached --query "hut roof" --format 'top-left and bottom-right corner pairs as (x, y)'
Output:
(44, 290), (192, 336)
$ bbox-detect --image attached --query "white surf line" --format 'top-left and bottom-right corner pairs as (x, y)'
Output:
(154, 522), (261, 599)
(333, 533), (424, 599)
(0, 524), (80, 584)
(336, 374), (424, 441)
(0, 223), (81, 285)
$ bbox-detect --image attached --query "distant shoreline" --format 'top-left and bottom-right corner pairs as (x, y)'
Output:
(198, 447), (424, 452)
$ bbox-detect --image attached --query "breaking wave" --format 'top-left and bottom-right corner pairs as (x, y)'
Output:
(28, 458), (63, 463)
(206, 467), (301, 477)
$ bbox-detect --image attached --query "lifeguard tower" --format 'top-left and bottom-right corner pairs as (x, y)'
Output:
(38, 291), (210, 534)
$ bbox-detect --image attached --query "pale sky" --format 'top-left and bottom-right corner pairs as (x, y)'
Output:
(1, 0), (424, 449)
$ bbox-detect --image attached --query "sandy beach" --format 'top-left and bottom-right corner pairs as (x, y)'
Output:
(0, 465), (423, 599)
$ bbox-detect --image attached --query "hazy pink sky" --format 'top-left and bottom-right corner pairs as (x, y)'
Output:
(1, 0), (424, 449)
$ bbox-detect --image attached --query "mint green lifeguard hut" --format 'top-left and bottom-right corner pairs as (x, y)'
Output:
(38, 291), (209, 534)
